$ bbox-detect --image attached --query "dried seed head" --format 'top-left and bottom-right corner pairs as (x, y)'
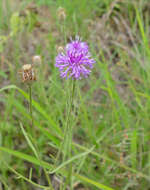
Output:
(20, 64), (36, 83)
(32, 55), (41, 64)
(57, 7), (66, 21)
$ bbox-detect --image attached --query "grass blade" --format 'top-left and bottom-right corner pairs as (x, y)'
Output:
(0, 147), (52, 170)
(75, 174), (114, 190)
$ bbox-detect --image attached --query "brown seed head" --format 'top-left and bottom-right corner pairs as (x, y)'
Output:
(20, 64), (36, 83)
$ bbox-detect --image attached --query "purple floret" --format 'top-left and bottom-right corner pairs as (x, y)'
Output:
(55, 37), (95, 79)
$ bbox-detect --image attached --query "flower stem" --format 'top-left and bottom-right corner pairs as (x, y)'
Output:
(54, 80), (76, 189)
(29, 84), (34, 135)
(63, 80), (76, 190)
(55, 80), (76, 164)
(28, 84), (54, 190)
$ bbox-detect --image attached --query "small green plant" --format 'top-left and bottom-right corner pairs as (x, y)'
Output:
(1, 0), (150, 190)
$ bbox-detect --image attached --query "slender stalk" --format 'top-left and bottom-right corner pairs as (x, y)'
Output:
(64, 80), (76, 160)
(43, 168), (54, 190)
(29, 84), (34, 135)
(55, 80), (76, 165)
(29, 85), (33, 126)
(63, 80), (76, 190)
(54, 19), (67, 167)
(54, 80), (76, 190)
(28, 84), (54, 190)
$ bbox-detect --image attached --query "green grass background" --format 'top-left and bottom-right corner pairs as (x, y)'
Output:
(0, 0), (150, 189)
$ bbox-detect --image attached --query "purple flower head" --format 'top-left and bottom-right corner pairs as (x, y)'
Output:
(55, 37), (95, 79)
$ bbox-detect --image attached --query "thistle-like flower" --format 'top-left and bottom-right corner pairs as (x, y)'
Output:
(55, 37), (95, 79)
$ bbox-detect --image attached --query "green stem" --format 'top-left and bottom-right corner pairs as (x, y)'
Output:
(29, 85), (34, 130)
(64, 80), (76, 161)
(63, 80), (76, 190)
(54, 80), (76, 190)
(28, 84), (54, 190)
(55, 80), (76, 165)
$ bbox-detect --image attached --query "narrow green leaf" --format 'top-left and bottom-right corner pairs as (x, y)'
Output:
(0, 147), (52, 170)
(20, 123), (38, 159)
(0, 85), (17, 92)
(75, 174), (114, 190)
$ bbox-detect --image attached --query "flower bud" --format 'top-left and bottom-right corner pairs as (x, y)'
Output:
(57, 7), (66, 21)
(32, 55), (41, 65)
(57, 46), (64, 53)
